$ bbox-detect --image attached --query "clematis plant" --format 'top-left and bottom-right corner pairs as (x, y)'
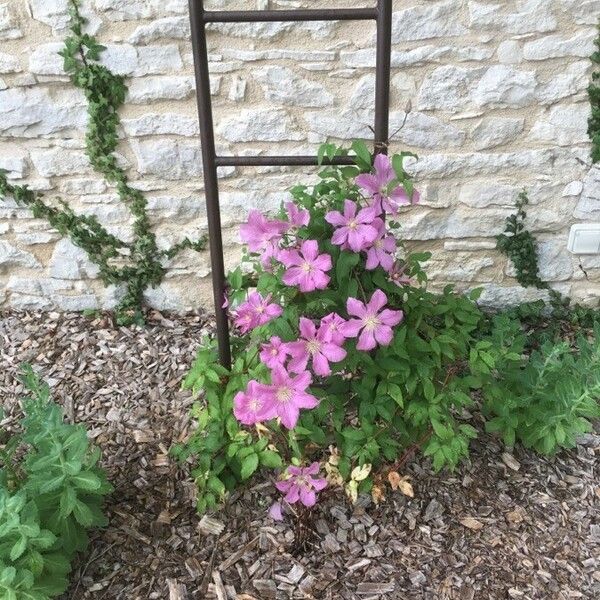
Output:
(180, 141), (492, 516)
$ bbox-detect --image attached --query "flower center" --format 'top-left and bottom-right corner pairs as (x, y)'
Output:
(296, 475), (310, 488)
(249, 397), (261, 412)
(276, 386), (293, 403)
(301, 261), (313, 273)
(306, 339), (321, 355)
(364, 314), (380, 331)
(348, 219), (358, 230)
(374, 238), (383, 249)
(255, 305), (265, 314)
(271, 348), (278, 356)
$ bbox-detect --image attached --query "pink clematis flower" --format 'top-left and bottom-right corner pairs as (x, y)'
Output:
(240, 209), (288, 252)
(365, 218), (396, 272)
(265, 365), (319, 429)
(340, 289), (404, 351)
(258, 241), (281, 271)
(355, 154), (420, 215)
(285, 201), (310, 228)
(260, 336), (290, 369)
(232, 292), (283, 334)
(233, 380), (276, 425)
(325, 199), (378, 253)
(275, 462), (327, 507)
(320, 312), (347, 346)
(287, 317), (347, 377)
(279, 240), (332, 293)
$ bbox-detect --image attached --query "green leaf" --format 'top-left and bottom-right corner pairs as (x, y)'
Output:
(73, 500), (95, 527)
(351, 140), (372, 169)
(10, 536), (27, 561)
(259, 450), (283, 469)
(71, 472), (102, 491)
(422, 379), (435, 401)
(240, 453), (259, 480)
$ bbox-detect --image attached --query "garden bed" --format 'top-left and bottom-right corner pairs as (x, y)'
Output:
(1, 311), (598, 599)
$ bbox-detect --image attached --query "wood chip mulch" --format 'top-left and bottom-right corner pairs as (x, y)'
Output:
(1, 310), (599, 600)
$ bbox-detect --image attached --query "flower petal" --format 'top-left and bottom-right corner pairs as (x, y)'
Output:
(374, 324), (393, 346)
(379, 308), (404, 326)
(346, 297), (366, 318)
(299, 487), (316, 507)
(357, 328), (376, 351)
(368, 289), (388, 313)
(339, 318), (363, 338)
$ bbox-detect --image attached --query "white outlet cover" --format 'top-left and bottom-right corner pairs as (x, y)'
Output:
(567, 224), (600, 254)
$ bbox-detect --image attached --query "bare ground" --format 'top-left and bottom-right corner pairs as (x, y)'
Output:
(1, 310), (599, 600)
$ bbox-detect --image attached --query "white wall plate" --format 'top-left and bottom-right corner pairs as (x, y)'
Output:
(567, 224), (600, 254)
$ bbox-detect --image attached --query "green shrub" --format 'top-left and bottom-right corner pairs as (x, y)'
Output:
(481, 317), (600, 453)
(0, 366), (111, 599)
(176, 146), (600, 514)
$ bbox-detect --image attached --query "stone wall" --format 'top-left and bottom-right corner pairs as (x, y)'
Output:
(0, 0), (598, 313)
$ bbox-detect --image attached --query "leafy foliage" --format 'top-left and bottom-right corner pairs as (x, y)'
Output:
(481, 317), (600, 453)
(589, 21), (600, 163)
(496, 191), (600, 340)
(0, 0), (206, 325)
(178, 143), (594, 515)
(0, 366), (111, 599)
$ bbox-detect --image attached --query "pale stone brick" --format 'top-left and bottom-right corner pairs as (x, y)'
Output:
(523, 30), (597, 61)
(391, 1), (467, 43)
(253, 66), (334, 108)
(219, 109), (304, 143)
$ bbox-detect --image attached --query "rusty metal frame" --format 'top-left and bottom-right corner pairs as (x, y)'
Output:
(188, 0), (393, 367)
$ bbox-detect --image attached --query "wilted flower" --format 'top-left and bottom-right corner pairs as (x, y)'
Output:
(279, 240), (332, 292)
(275, 462), (327, 507)
(268, 501), (284, 521)
(388, 262), (412, 287)
(325, 199), (379, 252)
(340, 289), (404, 351)
(355, 154), (419, 215)
(240, 209), (288, 252)
(287, 317), (347, 377)
(232, 292), (282, 333)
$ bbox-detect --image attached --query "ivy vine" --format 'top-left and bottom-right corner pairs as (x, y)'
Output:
(589, 21), (600, 163)
(0, 0), (206, 324)
(496, 190), (546, 289)
(496, 191), (598, 332)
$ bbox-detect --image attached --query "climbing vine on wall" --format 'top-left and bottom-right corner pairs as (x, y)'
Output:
(496, 191), (546, 290)
(496, 191), (599, 332)
(589, 22), (600, 163)
(0, 0), (206, 324)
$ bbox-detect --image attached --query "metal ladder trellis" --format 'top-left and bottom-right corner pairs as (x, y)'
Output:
(188, 0), (393, 368)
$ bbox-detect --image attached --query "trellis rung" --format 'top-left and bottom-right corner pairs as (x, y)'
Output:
(202, 8), (378, 23)
(215, 155), (357, 167)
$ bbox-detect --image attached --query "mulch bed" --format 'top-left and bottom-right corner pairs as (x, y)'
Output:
(1, 310), (599, 600)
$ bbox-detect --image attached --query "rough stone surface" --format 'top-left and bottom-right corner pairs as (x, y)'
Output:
(471, 117), (525, 150)
(0, 0), (596, 312)
(0, 241), (41, 270)
(253, 66), (334, 108)
(391, 1), (468, 43)
(219, 109), (304, 142)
